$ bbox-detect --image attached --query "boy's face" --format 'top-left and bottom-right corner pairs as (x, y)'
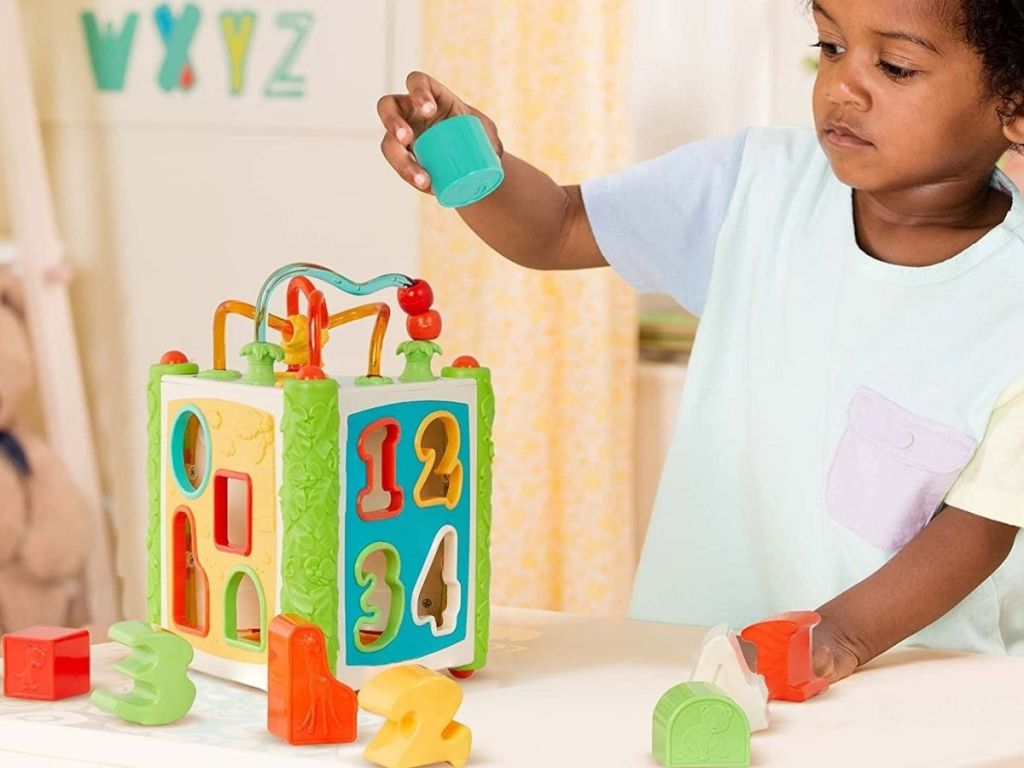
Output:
(811, 0), (1012, 192)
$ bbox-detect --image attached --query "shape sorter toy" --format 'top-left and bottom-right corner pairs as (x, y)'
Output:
(145, 263), (494, 690)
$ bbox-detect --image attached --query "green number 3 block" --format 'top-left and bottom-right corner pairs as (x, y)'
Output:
(91, 621), (196, 726)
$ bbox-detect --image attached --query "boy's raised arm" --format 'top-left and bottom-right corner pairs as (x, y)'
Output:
(378, 71), (607, 272)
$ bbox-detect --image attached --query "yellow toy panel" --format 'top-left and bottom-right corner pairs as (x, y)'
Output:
(164, 398), (278, 664)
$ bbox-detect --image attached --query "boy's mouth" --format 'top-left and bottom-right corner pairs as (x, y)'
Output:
(824, 121), (873, 148)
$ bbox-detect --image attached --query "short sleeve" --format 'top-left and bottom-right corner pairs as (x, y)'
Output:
(945, 378), (1024, 527)
(579, 128), (749, 316)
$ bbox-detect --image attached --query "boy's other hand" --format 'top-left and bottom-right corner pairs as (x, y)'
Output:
(812, 616), (862, 683)
(377, 71), (504, 194)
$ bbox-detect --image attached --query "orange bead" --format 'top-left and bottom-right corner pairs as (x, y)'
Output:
(452, 356), (479, 368)
(407, 310), (442, 341)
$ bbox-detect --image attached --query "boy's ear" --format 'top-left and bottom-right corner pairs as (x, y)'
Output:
(1004, 117), (1024, 146)
(1002, 98), (1024, 145)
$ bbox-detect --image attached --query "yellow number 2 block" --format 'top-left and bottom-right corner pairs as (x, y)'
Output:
(359, 665), (472, 768)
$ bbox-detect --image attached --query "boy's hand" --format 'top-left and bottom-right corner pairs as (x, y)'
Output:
(812, 615), (862, 683)
(377, 71), (504, 194)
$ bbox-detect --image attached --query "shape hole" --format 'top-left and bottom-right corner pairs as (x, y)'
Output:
(414, 412), (463, 509)
(172, 507), (209, 636)
(354, 543), (405, 653)
(171, 407), (211, 497)
(420, 419), (450, 500)
(357, 418), (403, 521)
(225, 569), (266, 650)
(362, 549), (393, 632)
(414, 526), (461, 636)
(214, 471), (252, 554)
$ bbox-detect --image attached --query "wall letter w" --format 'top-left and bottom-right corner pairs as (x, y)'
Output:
(81, 12), (139, 92)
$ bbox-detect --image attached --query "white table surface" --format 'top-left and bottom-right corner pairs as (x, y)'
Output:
(1, 607), (1023, 767)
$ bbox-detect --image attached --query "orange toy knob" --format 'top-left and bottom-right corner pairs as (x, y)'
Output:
(160, 350), (189, 365)
(407, 310), (442, 341)
(452, 356), (479, 368)
(296, 365), (327, 381)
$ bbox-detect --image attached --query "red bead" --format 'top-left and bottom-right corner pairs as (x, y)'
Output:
(296, 365), (327, 381)
(448, 667), (475, 679)
(397, 279), (434, 315)
(160, 350), (189, 365)
(452, 356), (479, 368)
(407, 310), (442, 341)
(2, 626), (91, 701)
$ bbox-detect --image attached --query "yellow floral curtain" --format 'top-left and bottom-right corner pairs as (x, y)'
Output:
(421, 0), (637, 617)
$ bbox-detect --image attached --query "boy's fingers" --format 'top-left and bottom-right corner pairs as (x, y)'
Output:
(376, 94), (415, 146)
(380, 133), (431, 191)
(406, 70), (442, 117)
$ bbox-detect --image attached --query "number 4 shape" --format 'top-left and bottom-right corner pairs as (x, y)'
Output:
(412, 526), (461, 637)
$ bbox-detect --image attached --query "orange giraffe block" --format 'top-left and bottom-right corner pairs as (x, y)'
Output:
(740, 611), (828, 702)
(267, 614), (357, 745)
(359, 665), (471, 768)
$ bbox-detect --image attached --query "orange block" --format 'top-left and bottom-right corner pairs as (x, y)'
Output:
(740, 611), (828, 702)
(267, 614), (357, 745)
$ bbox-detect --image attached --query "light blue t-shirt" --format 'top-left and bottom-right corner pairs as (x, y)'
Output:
(582, 126), (1024, 655)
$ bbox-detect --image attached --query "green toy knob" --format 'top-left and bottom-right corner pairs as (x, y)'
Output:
(414, 115), (505, 208)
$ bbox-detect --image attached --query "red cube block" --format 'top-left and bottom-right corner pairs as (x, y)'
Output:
(2, 626), (91, 701)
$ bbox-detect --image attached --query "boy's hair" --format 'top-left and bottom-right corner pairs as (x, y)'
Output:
(957, 0), (1024, 124)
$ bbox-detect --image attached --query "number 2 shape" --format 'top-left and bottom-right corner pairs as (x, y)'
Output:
(359, 665), (471, 768)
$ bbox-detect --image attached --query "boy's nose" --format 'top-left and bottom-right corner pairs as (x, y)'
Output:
(824, 63), (871, 111)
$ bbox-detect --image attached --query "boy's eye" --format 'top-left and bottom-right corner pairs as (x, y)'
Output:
(811, 40), (845, 56)
(878, 60), (917, 80)
(811, 41), (919, 81)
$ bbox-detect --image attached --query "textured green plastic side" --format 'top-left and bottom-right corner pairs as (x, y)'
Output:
(280, 377), (341, 674)
(90, 620), (196, 726)
(147, 362), (199, 624)
(652, 682), (750, 767)
(442, 365), (494, 671)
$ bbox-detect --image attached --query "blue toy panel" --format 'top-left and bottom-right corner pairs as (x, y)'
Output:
(343, 400), (471, 666)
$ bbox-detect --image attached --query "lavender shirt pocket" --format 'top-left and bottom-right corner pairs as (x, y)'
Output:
(826, 387), (977, 552)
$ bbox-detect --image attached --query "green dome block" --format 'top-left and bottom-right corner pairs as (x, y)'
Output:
(653, 682), (750, 767)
